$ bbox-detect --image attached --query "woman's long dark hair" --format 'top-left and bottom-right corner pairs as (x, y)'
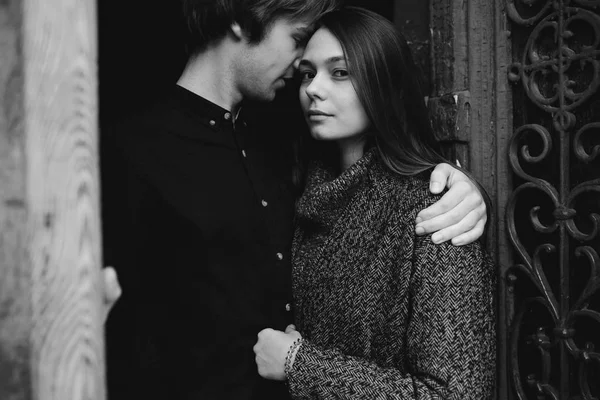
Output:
(296, 6), (449, 183)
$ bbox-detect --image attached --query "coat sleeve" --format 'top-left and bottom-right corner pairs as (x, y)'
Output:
(286, 229), (496, 399)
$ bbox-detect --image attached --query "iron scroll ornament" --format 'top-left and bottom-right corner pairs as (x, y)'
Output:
(506, 0), (600, 399)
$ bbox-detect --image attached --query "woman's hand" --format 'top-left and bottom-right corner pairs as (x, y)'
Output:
(254, 324), (302, 381)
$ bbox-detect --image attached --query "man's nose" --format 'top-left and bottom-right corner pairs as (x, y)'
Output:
(282, 65), (295, 79)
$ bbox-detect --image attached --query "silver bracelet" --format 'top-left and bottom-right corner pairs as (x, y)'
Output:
(284, 337), (304, 375)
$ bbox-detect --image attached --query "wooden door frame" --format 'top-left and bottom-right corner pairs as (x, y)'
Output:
(0, 0), (105, 399)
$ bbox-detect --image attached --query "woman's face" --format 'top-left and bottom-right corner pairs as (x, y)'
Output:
(298, 28), (371, 143)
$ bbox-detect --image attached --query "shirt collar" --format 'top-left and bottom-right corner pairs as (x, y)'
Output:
(171, 84), (246, 132)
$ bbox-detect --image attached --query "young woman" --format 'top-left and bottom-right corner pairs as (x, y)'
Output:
(253, 7), (496, 399)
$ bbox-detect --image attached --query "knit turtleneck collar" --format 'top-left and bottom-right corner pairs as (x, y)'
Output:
(296, 148), (378, 230)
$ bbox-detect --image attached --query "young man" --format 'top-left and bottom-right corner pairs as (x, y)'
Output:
(105, 1), (488, 399)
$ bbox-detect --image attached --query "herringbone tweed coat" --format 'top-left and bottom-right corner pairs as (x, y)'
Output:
(288, 149), (496, 399)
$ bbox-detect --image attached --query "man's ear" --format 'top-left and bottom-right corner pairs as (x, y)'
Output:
(230, 22), (245, 41)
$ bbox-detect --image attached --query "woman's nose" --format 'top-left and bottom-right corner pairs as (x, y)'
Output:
(305, 76), (324, 100)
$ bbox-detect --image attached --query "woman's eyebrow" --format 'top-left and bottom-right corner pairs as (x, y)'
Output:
(298, 59), (314, 68)
(324, 56), (345, 64)
(298, 56), (346, 68)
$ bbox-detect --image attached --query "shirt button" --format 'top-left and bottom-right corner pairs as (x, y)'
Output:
(209, 120), (216, 126)
(224, 112), (231, 120)
(276, 252), (283, 260)
(261, 200), (268, 207)
(285, 303), (291, 312)
(242, 150), (247, 158)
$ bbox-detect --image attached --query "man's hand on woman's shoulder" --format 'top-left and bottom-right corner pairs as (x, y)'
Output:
(416, 163), (487, 246)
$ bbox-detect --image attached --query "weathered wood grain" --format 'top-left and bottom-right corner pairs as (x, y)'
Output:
(1, 2), (32, 400)
(492, 3), (514, 400)
(428, 0), (513, 260)
(0, 0), (104, 399)
(466, 0), (501, 254)
(430, 0), (469, 96)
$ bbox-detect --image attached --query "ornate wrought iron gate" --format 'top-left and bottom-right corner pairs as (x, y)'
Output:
(504, 0), (600, 398)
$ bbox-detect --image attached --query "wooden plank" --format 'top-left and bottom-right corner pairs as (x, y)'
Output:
(462, 3), (514, 397)
(429, 0), (468, 96)
(0, 2), (32, 400)
(0, 0), (105, 398)
(428, 0), (512, 261)
(465, 0), (499, 255)
(494, 4), (514, 398)
(428, 0), (472, 170)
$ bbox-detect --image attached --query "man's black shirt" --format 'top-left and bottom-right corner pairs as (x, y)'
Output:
(105, 85), (296, 400)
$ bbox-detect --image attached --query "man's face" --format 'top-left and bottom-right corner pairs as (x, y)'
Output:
(236, 17), (313, 102)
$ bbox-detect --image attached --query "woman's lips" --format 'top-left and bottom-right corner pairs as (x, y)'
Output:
(307, 110), (332, 122)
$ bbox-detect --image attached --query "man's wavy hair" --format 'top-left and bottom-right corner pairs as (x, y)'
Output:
(182, 0), (340, 54)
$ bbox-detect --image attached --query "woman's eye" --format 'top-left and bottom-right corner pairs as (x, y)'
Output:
(333, 69), (349, 78)
(298, 71), (315, 81)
